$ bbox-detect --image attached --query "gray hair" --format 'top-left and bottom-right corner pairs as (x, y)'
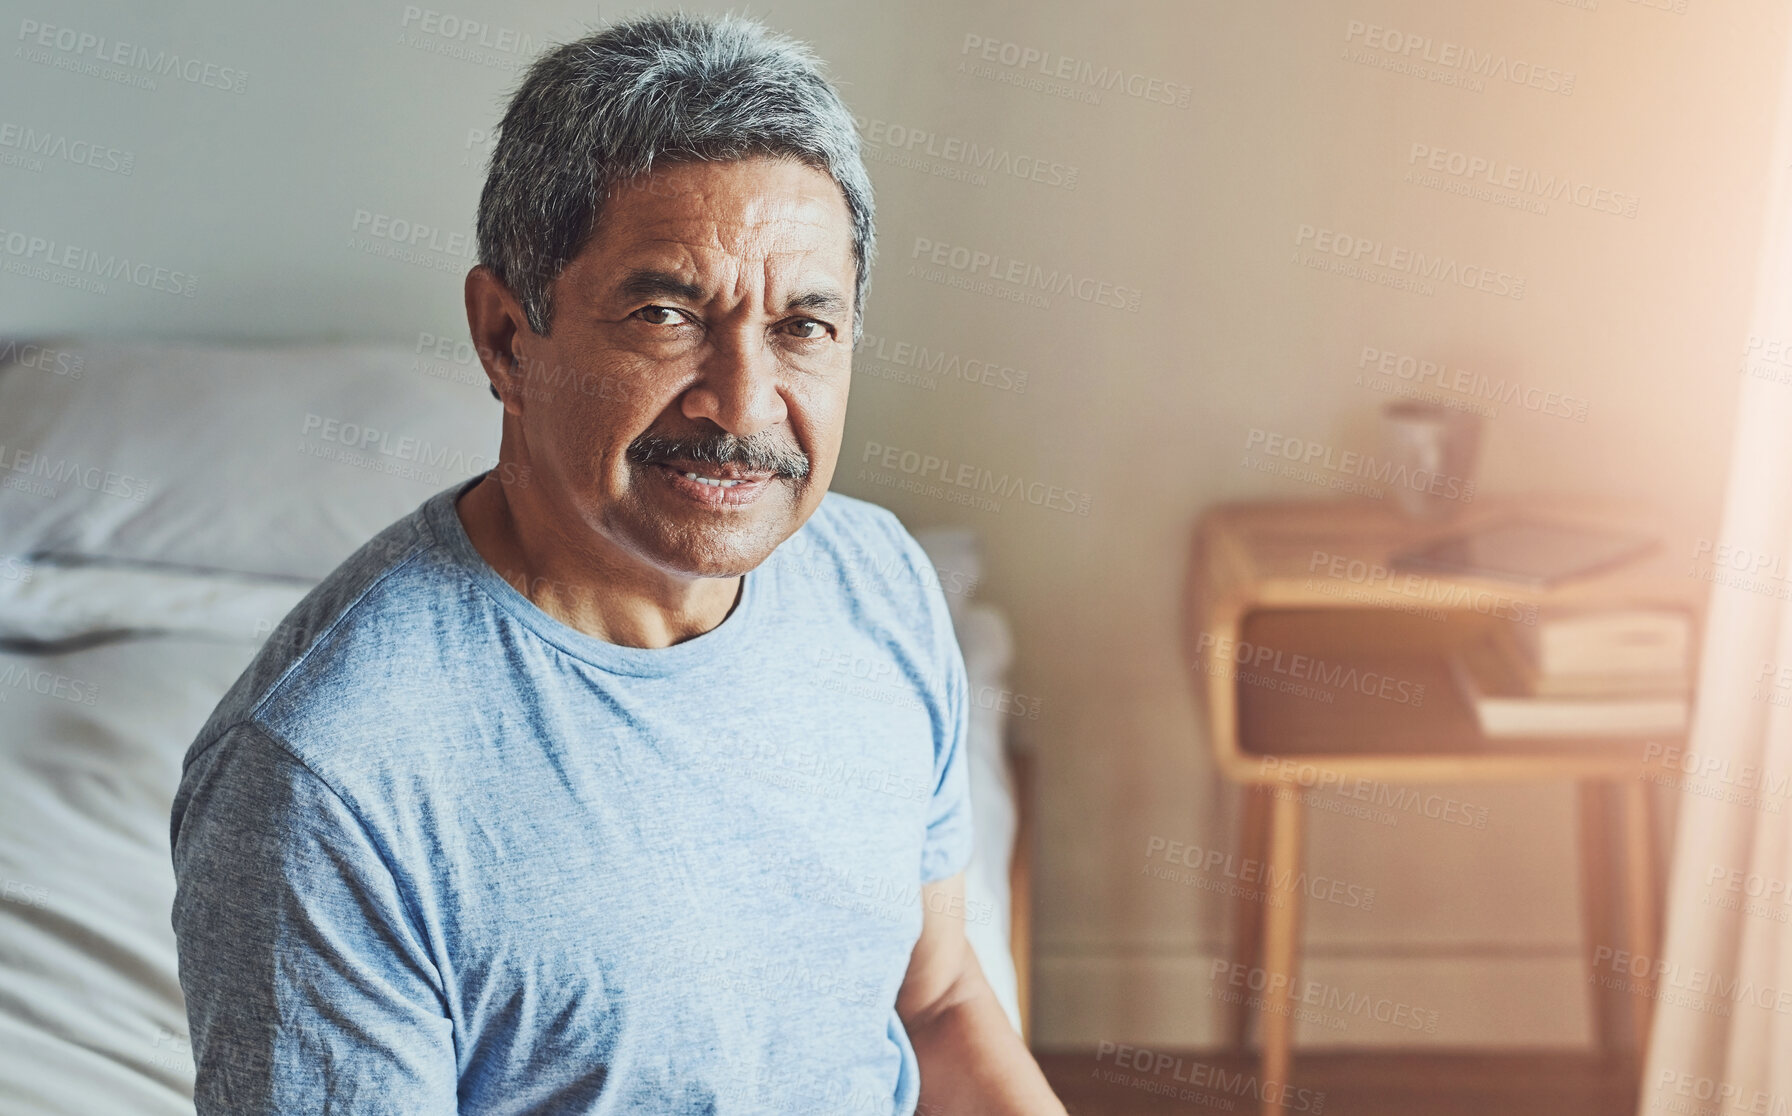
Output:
(475, 12), (876, 344)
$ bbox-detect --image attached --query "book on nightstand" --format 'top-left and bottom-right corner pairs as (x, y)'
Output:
(1506, 609), (1689, 680)
(1450, 611), (1692, 738)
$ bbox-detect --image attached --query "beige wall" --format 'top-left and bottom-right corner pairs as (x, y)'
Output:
(5, 0), (1785, 1048)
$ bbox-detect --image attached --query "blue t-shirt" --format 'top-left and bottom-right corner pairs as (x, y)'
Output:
(168, 476), (974, 1115)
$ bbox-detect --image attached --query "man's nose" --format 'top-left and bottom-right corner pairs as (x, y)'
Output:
(681, 329), (788, 437)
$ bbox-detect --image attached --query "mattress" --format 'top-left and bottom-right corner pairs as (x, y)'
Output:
(0, 634), (255, 1114)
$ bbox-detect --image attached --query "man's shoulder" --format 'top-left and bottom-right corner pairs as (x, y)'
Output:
(184, 500), (472, 773)
(781, 490), (940, 600)
(808, 487), (904, 535)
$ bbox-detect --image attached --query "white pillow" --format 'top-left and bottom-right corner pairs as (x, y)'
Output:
(911, 526), (983, 627)
(0, 340), (499, 580)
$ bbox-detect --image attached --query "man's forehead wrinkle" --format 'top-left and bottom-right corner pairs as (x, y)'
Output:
(609, 238), (840, 301)
(624, 212), (836, 254)
(620, 184), (842, 234)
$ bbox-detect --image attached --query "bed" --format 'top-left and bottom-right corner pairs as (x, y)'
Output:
(0, 339), (1031, 1114)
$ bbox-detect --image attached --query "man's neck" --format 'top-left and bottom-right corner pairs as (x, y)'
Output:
(454, 472), (742, 650)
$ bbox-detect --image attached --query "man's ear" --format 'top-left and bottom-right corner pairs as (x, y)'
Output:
(464, 265), (533, 415)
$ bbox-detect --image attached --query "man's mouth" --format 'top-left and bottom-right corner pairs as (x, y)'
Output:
(649, 459), (780, 508)
(627, 431), (807, 510)
(664, 460), (775, 487)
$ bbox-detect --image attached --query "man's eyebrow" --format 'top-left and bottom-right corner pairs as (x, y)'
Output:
(786, 289), (849, 318)
(616, 270), (706, 303)
(614, 271), (848, 319)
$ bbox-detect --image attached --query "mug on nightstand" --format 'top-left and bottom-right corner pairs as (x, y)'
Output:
(1381, 401), (1483, 521)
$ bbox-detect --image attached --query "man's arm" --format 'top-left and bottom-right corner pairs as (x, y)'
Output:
(171, 722), (459, 1113)
(897, 872), (1067, 1116)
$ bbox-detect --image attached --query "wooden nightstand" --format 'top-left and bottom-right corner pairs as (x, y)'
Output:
(1181, 495), (1705, 1116)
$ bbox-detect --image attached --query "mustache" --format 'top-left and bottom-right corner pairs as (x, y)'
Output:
(626, 430), (812, 480)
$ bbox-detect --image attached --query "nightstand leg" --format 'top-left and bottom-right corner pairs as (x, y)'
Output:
(1258, 786), (1306, 1116)
(1578, 781), (1620, 1055)
(1620, 779), (1660, 1058)
(1228, 785), (1273, 1050)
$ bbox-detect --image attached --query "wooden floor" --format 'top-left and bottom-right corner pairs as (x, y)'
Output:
(1038, 1050), (1641, 1116)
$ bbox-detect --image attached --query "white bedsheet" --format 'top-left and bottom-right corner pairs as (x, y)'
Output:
(0, 635), (255, 1115)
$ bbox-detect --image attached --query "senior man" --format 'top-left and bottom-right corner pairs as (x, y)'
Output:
(169, 12), (1066, 1116)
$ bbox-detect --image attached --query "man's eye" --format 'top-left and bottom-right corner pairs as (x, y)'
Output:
(786, 319), (831, 340)
(634, 306), (686, 326)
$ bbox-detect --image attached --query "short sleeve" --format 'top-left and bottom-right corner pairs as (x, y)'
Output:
(906, 528), (975, 885)
(169, 722), (458, 1115)
(921, 638), (975, 883)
